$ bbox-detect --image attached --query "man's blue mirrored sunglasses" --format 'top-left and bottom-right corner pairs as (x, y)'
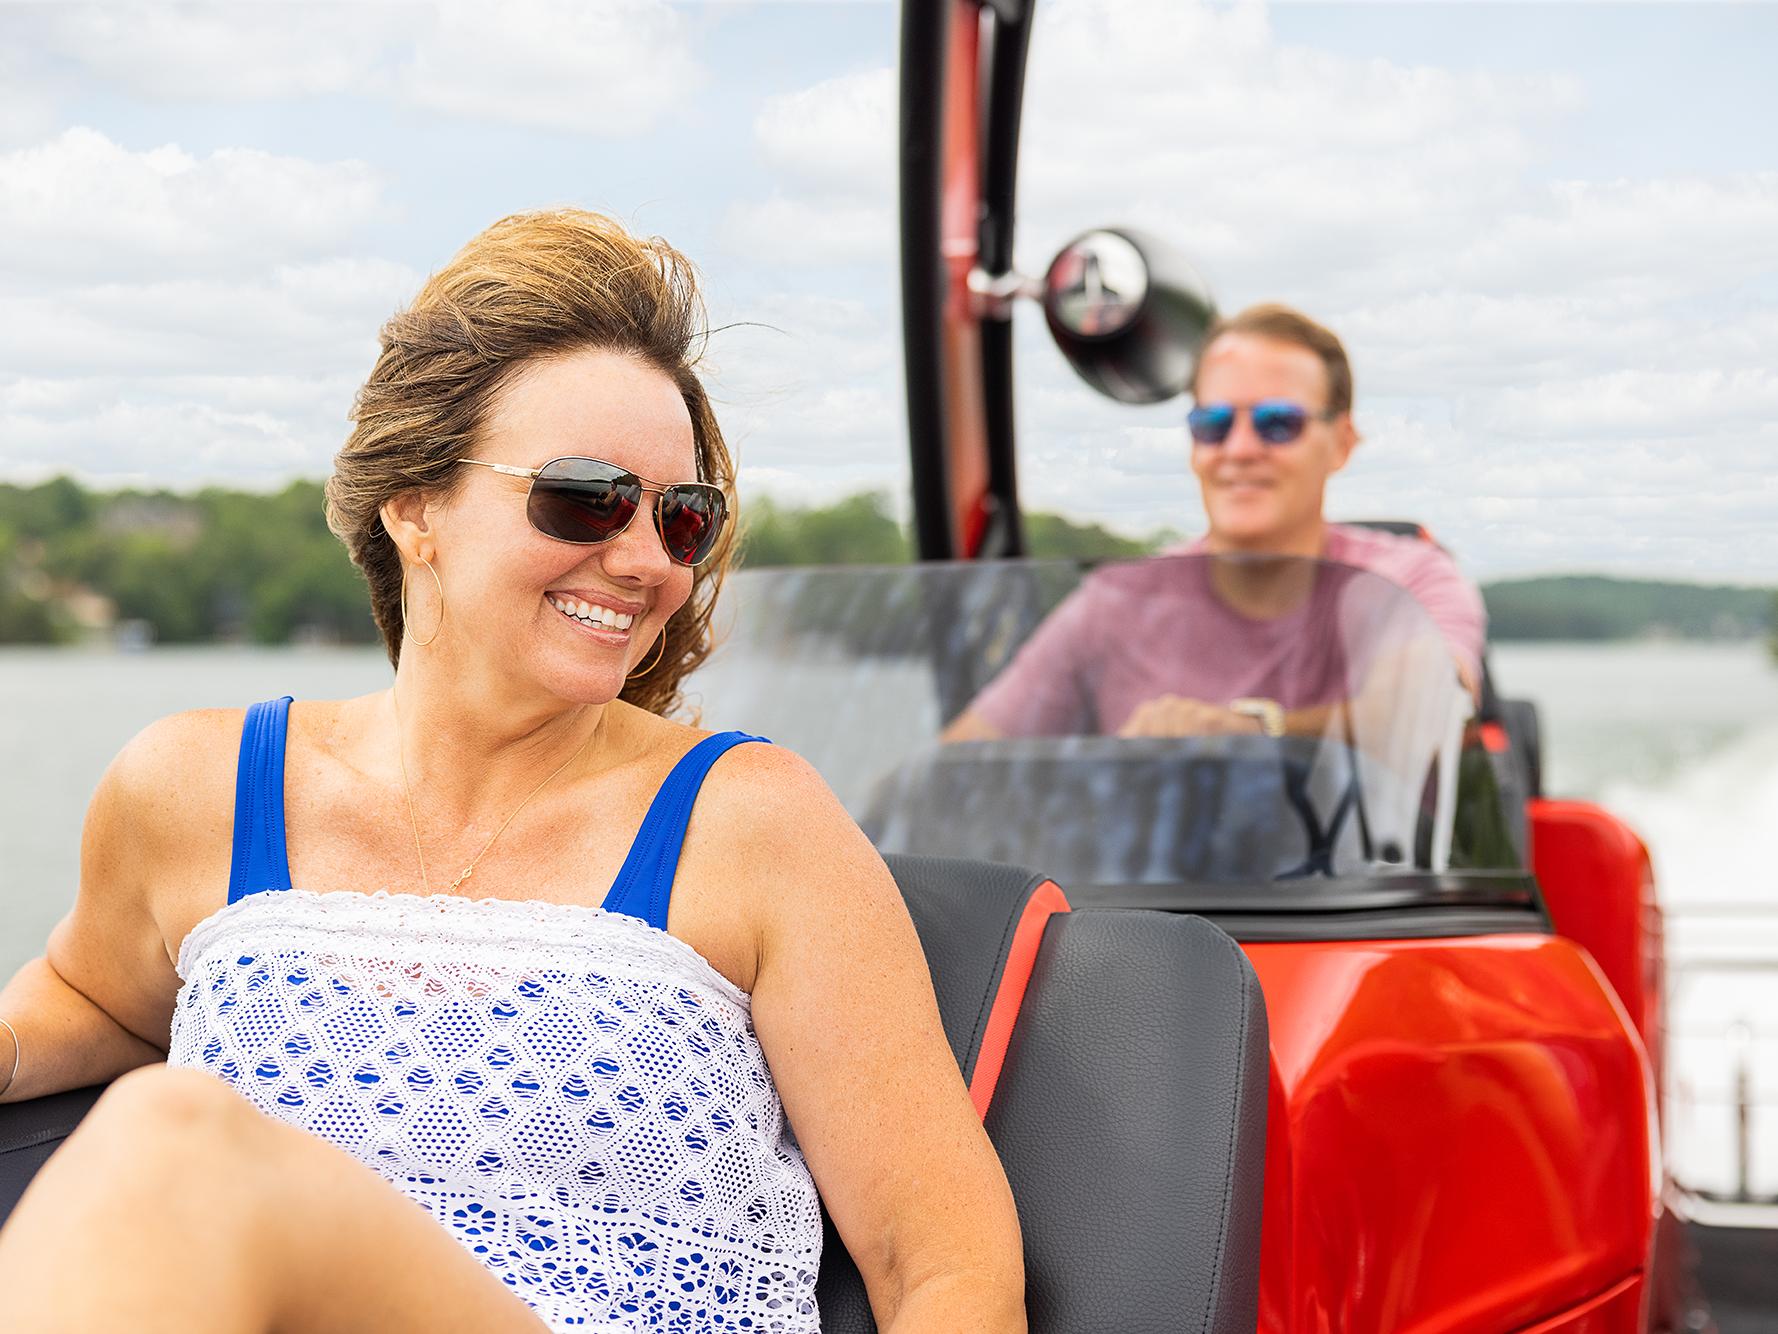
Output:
(1187, 399), (1337, 446)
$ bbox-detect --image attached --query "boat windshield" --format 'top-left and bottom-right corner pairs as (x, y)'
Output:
(689, 553), (1522, 894)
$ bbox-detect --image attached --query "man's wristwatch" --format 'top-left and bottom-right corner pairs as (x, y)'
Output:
(1229, 697), (1285, 738)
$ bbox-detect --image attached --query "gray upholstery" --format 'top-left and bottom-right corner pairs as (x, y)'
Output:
(988, 910), (1268, 1333)
(0, 1084), (105, 1224)
(819, 856), (1268, 1333)
(881, 854), (1059, 1085)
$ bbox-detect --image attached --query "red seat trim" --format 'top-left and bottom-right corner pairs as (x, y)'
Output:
(968, 879), (1071, 1118)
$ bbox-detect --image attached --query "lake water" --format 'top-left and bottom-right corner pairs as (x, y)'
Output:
(3, 638), (1777, 1193)
(6, 640), (1773, 957)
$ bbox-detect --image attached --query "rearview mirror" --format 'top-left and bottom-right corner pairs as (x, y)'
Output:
(1042, 228), (1217, 404)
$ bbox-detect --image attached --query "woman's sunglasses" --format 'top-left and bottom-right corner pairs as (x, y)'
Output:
(1187, 399), (1336, 446)
(461, 456), (728, 568)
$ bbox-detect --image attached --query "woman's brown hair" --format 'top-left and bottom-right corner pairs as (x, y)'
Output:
(324, 209), (735, 718)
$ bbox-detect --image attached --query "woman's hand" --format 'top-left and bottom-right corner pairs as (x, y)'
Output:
(695, 745), (1026, 1332)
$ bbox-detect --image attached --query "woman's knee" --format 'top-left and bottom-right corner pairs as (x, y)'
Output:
(75, 1065), (268, 1183)
(99, 1064), (252, 1126)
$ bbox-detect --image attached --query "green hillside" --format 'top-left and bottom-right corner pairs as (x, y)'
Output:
(0, 476), (1771, 649)
(1481, 575), (1773, 642)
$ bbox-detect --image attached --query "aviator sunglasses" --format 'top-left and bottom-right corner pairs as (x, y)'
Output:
(1187, 399), (1337, 447)
(461, 456), (728, 567)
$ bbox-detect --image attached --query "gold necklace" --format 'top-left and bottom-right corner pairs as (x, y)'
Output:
(390, 687), (597, 895)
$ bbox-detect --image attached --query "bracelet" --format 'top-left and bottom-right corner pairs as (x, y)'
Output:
(0, 1016), (18, 1098)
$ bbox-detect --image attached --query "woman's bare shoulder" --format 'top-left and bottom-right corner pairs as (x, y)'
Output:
(703, 739), (833, 812)
(691, 740), (885, 890)
(45, 709), (249, 1036)
(91, 707), (249, 873)
(110, 707), (245, 802)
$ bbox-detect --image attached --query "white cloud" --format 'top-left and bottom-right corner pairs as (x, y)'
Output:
(0, 258), (418, 379)
(719, 191), (897, 269)
(1445, 174), (1778, 301)
(31, 0), (700, 137)
(1018, 0), (1573, 193)
(0, 0), (695, 492)
(0, 122), (414, 486)
(32, 4), (407, 102)
(0, 129), (384, 283)
(399, 0), (699, 135)
(719, 0), (1778, 579)
(0, 38), (57, 148)
(1463, 369), (1778, 442)
(1, 382), (350, 489)
(692, 285), (909, 525)
(753, 67), (893, 193)
(722, 68), (895, 267)
(5, 0), (1774, 582)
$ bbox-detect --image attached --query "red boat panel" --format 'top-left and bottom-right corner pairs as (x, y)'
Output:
(1246, 934), (1657, 1333)
(1529, 799), (1663, 1096)
(1512, 1274), (1644, 1332)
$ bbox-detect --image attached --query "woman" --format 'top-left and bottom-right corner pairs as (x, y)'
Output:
(0, 210), (1025, 1332)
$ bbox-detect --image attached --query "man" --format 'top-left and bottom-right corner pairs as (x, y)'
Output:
(944, 302), (1486, 740)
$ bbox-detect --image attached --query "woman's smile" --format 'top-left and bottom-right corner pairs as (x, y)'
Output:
(546, 592), (640, 639)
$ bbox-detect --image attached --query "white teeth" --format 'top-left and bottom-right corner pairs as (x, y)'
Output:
(551, 596), (635, 632)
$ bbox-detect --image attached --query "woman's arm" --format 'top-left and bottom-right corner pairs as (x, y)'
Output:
(1, 713), (230, 1103)
(0, 956), (164, 1104)
(705, 746), (1025, 1332)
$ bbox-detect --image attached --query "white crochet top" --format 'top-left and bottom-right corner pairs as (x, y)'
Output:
(168, 888), (824, 1333)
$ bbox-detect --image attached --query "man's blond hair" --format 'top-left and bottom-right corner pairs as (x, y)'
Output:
(1190, 303), (1353, 416)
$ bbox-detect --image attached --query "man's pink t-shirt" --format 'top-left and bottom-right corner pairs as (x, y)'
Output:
(968, 523), (1487, 737)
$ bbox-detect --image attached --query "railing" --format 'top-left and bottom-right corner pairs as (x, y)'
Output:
(1664, 902), (1778, 1226)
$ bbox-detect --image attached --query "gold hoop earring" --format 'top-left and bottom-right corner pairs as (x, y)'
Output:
(401, 557), (445, 647)
(628, 631), (667, 680)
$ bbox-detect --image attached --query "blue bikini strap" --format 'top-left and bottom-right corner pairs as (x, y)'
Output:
(227, 696), (295, 905)
(602, 732), (769, 932)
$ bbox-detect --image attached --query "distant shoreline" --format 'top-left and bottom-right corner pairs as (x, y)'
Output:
(1481, 575), (1773, 644)
(4, 477), (1772, 649)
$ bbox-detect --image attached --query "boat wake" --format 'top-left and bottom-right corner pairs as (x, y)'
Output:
(1604, 720), (1778, 910)
(1605, 722), (1778, 1204)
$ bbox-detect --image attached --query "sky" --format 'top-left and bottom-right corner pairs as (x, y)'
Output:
(0, 0), (1774, 584)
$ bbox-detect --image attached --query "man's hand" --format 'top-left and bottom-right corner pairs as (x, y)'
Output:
(1116, 695), (1266, 738)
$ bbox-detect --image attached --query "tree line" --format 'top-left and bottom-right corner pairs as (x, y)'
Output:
(0, 476), (1771, 651)
(0, 477), (1162, 647)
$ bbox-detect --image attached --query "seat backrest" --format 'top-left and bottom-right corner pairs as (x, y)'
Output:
(818, 855), (1268, 1334)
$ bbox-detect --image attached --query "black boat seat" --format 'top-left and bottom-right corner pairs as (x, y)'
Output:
(0, 1083), (105, 1222)
(816, 855), (1269, 1333)
(1, 857), (1269, 1334)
